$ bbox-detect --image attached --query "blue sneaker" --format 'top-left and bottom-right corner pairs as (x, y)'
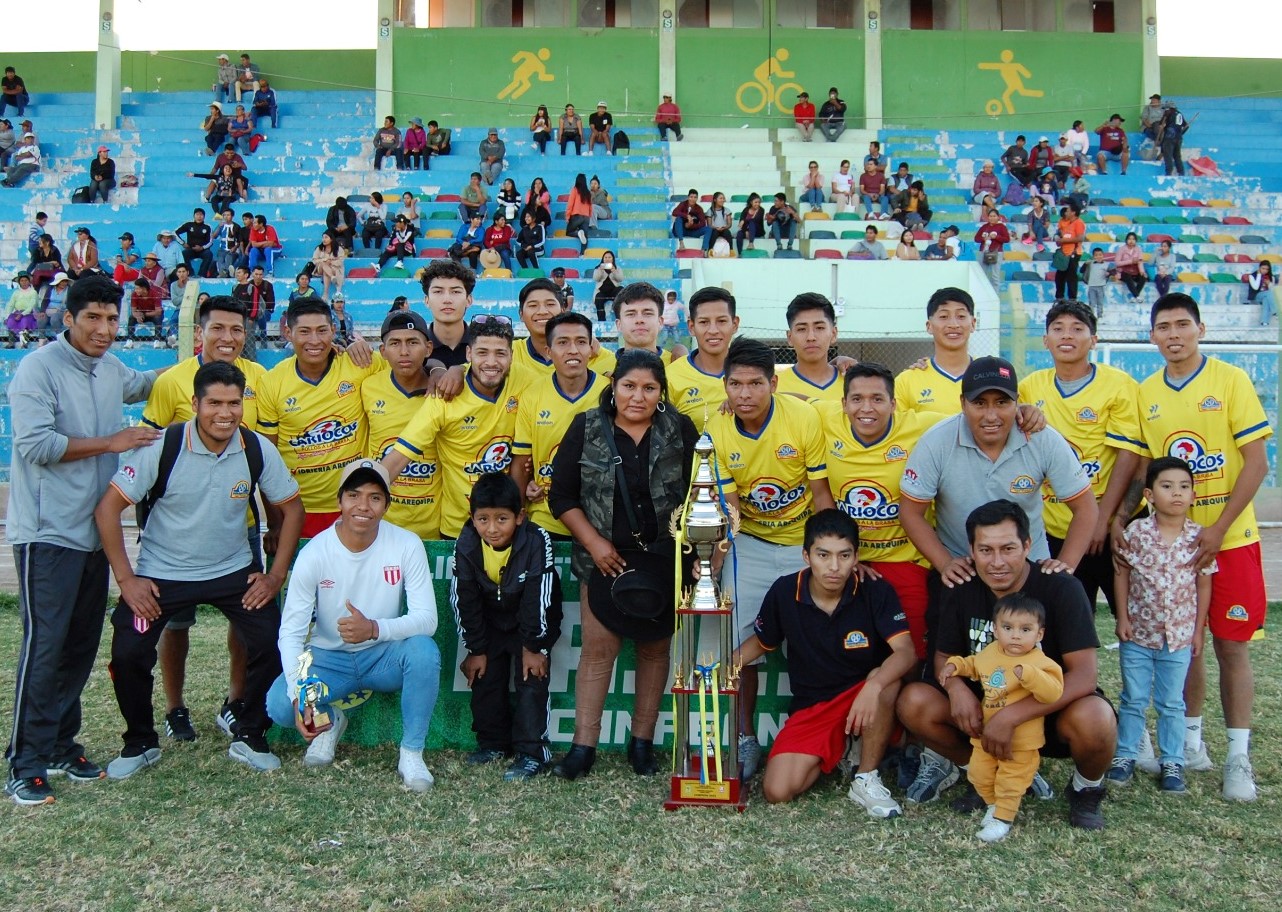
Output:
(738, 734), (762, 780)
(905, 749), (960, 804)
(1160, 762), (1187, 794)
(1105, 757), (1135, 786)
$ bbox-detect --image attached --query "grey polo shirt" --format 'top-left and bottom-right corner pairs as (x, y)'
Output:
(898, 413), (1089, 561)
(110, 421), (299, 581)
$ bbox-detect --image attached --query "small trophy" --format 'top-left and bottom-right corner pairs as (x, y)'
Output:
(294, 649), (332, 734)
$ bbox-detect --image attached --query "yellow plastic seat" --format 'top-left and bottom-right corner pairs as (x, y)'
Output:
(1119, 197), (1148, 208)
(1177, 272), (1207, 283)
(425, 228), (453, 238)
(1004, 250), (1031, 262)
(1102, 214), (1130, 225)
(1086, 232), (1114, 243)
(803, 210), (832, 221)
(1208, 234), (1238, 244)
(583, 247), (609, 260)
(481, 268), (512, 278)
(1206, 199), (1235, 208)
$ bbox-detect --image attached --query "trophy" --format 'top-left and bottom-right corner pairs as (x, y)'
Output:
(665, 434), (746, 811)
(294, 649), (332, 734)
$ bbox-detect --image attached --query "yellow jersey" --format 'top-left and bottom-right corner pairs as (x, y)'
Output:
(666, 351), (727, 428)
(775, 364), (843, 404)
(141, 355), (266, 430)
(256, 352), (387, 514)
(394, 373), (521, 538)
(815, 402), (946, 565)
(510, 336), (616, 395)
(894, 358), (967, 415)
(1019, 364), (1146, 539)
(362, 370), (439, 540)
(707, 394), (828, 546)
(1137, 356), (1273, 551)
(512, 370), (609, 536)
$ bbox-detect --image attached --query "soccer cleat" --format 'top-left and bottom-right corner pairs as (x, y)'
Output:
(164, 707), (198, 742)
(1027, 771), (1055, 800)
(6, 775), (54, 805)
(48, 755), (106, 782)
(1222, 755), (1257, 802)
(398, 749), (435, 792)
(905, 750), (960, 805)
(1136, 729), (1161, 776)
(1185, 742), (1215, 772)
(466, 748), (508, 766)
(1159, 762), (1187, 794)
(107, 747), (163, 781)
(302, 707), (347, 768)
(1066, 781), (1107, 830)
(503, 754), (549, 782)
(216, 698), (245, 738)
(738, 734), (763, 781)
(229, 736), (281, 772)
(847, 770), (903, 819)
(1105, 757), (1135, 786)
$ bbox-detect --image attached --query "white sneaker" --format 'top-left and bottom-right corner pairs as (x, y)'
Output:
(228, 738), (281, 772)
(1185, 742), (1215, 772)
(303, 707), (347, 768)
(977, 817), (1012, 843)
(847, 770), (902, 819)
(123, 339), (135, 350)
(398, 748), (435, 792)
(1222, 755), (1257, 802)
(1136, 728), (1161, 776)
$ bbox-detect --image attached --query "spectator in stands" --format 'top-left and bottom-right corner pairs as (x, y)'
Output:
(559, 103), (584, 156)
(798, 160), (826, 212)
(591, 251), (623, 322)
(373, 116), (404, 171)
(311, 231), (347, 300)
(176, 208), (214, 278)
(1029, 136), (1054, 174)
(449, 214), (485, 270)
(1112, 232), (1147, 300)
(793, 91), (816, 142)
(0, 66), (28, 117)
(28, 233), (63, 288)
(924, 225), (960, 260)
(1065, 119), (1090, 168)
(25, 212), (45, 257)
(1153, 239), (1176, 297)
(588, 101), (613, 155)
(887, 161), (914, 196)
(459, 173), (489, 223)
(818, 87), (846, 142)
(1247, 260), (1277, 325)
(847, 225), (887, 260)
(325, 196), (358, 251)
(6, 272), (38, 347)
(112, 231), (141, 284)
(2, 131), (39, 187)
(212, 210), (240, 277)
(402, 117), (428, 170)
(213, 54), (235, 103)
(126, 278), (164, 347)
(896, 229), (920, 261)
(481, 213), (514, 272)
(0, 118), (15, 167)
(550, 266), (575, 310)
(566, 173), (593, 251)
(1095, 114), (1129, 175)
(251, 79), (278, 129)
(515, 210), (546, 270)
(234, 54), (261, 101)
(1001, 135), (1034, 186)
(1141, 94), (1165, 141)
(152, 230), (183, 277)
(971, 161), (1001, 205)
(890, 181), (931, 230)
(1159, 106), (1187, 177)
(38, 271), (70, 341)
(735, 194), (766, 255)
(288, 271), (319, 305)
(207, 163), (241, 214)
(88, 145), (116, 203)
(379, 214), (419, 272)
(655, 94), (683, 142)
(247, 215), (282, 275)
(361, 191), (390, 249)
(1065, 168), (1091, 209)
(203, 103), (230, 155)
(1053, 200), (1087, 301)
(397, 190), (421, 227)
(767, 193), (799, 252)
(530, 105), (552, 155)
(228, 104), (255, 155)
(705, 192), (733, 253)
(863, 140), (887, 174)
(234, 265), (276, 343)
(1051, 135), (1075, 187)
(976, 209), (1011, 289)
(165, 264), (193, 337)
(1080, 248), (1109, 317)
(478, 128), (506, 185)
(425, 119), (451, 164)
(859, 160), (890, 218)
(1033, 171), (1059, 207)
(330, 294), (353, 345)
(65, 227), (100, 280)
(138, 252), (168, 299)
(589, 176), (612, 226)
(388, 295), (409, 314)
(522, 176), (552, 228)
(1025, 195), (1050, 250)
(196, 144), (249, 200)
(830, 159), (855, 214)
(491, 178), (519, 223)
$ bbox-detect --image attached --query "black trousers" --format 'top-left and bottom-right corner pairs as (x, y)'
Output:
(6, 544), (109, 779)
(1054, 253), (1082, 300)
(109, 566), (281, 751)
(1048, 533), (1118, 615)
(470, 627), (556, 761)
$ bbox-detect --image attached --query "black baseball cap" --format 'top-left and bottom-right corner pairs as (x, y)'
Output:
(550, 266), (566, 277)
(380, 309), (430, 340)
(961, 357), (1018, 401)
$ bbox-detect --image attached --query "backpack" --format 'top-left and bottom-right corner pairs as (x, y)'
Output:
(248, 133), (267, 153)
(71, 186), (92, 204)
(611, 130), (630, 153)
(135, 424), (265, 554)
(1002, 181), (1026, 206)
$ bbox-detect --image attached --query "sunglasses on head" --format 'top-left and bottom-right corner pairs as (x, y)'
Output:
(468, 314), (514, 338)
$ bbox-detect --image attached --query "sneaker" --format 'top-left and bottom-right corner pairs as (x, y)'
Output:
(1066, 781), (1107, 830)
(896, 744), (922, 790)
(302, 707), (347, 768)
(1136, 729), (1160, 776)
(738, 734), (762, 780)
(123, 339), (134, 350)
(152, 339), (164, 349)
(905, 750), (960, 804)
(503, 754), (549, 782)
(837, 735), (862, 779)
(1160, 762), (1187, 794)
(398, 749), (435, 792)
(949, 781), (987, 813)
(1222, 755), (1257, 802)
(48, 755), (106, 782)
(1027, 771), (1055, 800)
(466, 748), (508, 765)
(216, 699), (245, 737)
(107, 746), (162, 780)
(164, 707), (197, 742)
(229, 736), (281, 772)
(847, 770), (902, 819)
(1185, 741), (1215, 772)
(6, 775), (54, 806)
(977, 817), (1012, 843)
(1105, 757), (1135, 786)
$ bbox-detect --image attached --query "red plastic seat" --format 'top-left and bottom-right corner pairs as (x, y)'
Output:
(1145, 233), (1175, 244)
(560, 268), (580, 278)
(1177, 199), (1205, 207)
(676, 248), (705, 259)
(556, 194), (569, 202)
(347, 266), (378, 279)
(550, 248), (578, 258)
(1225, 253), (1255, 264)
(912, 230), (932, 241)
(813, 249), (842, 259)
(435, 193), (461, 203)
(418, 248), (448, 259)
(1223, 215), (1253, 226)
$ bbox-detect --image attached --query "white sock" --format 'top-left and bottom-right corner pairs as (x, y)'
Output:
(1072, 769), (1104, 790)
(1185, 716), (1203, 751)
(1226, 728), (1251, 760)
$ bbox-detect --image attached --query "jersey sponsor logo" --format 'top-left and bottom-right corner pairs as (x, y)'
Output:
(464, 439), (513, 475)
(775, 444), (800, 460)
(230, 479), (251, 499)
(1198, 396), (1222, 412)
(840, 482), (899, 526)
(1146, 403), (1160, 421)
(505, 396), (519, 413)
(1226, 604), (1249, 622)
(122, 465), (136, 480)
(986, 667), (1008, 689)
(285, 396), (298, 409)
(319, 578), (335, 589)
(1076, 406), (1099, 423)
(463, 415), (477, 426)
(378, 442), (436, 481)
(336, 381), (356, 397)
(374, 399), (386, 411)
(1035, 399), (1046, 409)
(1079, 459), (1102, 480)
(831, 439), (845, 453)
(538, 409), (552, 421)
(289, 416), (361, 454)
(244, 385), (257, 400)
(843, 630), (869, 649)
(884, 445), (908, 462)
(745, 479), (807, 514)
(383, 565), (402, 586)
(1009, 474), (1038, 494)
(903, 467), (918, 483)
(1167, 435), (1226, 477)
(538, 444), (561, 480)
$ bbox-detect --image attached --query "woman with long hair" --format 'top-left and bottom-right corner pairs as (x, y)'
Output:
(591, 250), (623, 322)
(566, 172), (593, 251)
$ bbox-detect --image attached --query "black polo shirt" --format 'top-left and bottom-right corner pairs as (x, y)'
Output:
(427, 321), (471, 368)
(754, 570), (909, 712)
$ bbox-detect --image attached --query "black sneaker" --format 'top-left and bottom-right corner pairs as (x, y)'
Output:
(503, 754), (549, 781)
(216, 699), (245, 738)
(949, 781), (987, 814)
(48, 755), (106, 782)
(6, 775), (54, 806)
(466, 749), (508, 765)
(1066, 781), (1107, 830)
(164, 707), (198, 742)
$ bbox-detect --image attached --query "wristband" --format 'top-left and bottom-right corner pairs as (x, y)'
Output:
(429, 366), (446, 375)
(370, 619), (380, 641)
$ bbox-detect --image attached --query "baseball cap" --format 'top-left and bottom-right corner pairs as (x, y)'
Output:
(51, 272), (70, 286)
(550, 266), (566, 277)
(217, 53), (230, 60)
(797, 91), (809, 98)
(961, 357), (1019, 402)
(118, 231), (134, 241)
(381, 309), (430, 340)
(74, 226), (89, 234)
(411, 117), (423, 126)
(596, 100), (607, 107)
(159, 229), (175, 237)
(1150, 93), (1161, 100)
(21, 132), (34, 139)
(1109, 113), (1125, 122)
(338, 458), (391, 497)
(97, 145), (109, 153)
(488, 127), (498, 134)
(1038, 136), (1049, 142)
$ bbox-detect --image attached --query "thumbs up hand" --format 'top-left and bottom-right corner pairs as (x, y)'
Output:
(337, 599), (379, 644)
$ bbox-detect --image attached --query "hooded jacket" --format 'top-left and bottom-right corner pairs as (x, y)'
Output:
(451, 519), (561, 655)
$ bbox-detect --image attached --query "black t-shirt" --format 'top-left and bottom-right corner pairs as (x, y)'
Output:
(176, 221), (212, 249)
(1004, 144), (1029, 167)
(427, 322), (470, 368)
(2, 76), (26, 93)
(589, 112), (612, 133)
(755, 570), (909, 712)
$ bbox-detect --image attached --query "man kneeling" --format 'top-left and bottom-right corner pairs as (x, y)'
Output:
(733, 509), (916, 815)
(267, 459), (442, 791)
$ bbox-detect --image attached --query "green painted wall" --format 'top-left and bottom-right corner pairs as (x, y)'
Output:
(120, 49), (375, 94)
(2, 53), (96, 93)
(1161, 57), (1282, 98)
(882, 31), (1142, 131)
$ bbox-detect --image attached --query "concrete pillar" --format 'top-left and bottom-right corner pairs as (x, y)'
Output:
(1141, 0), (1161, 99)
(94, 0), (121, 131)
(864, 0), (883, 130)
(376, 0), (395, 125)
(659, 4), (676, 101)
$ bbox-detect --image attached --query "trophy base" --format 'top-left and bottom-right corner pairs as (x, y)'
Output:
(663, 762), (748, 811)
(302, 708), (332, 734)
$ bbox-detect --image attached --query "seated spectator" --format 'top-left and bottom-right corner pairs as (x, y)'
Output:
(26, 211), (47, 255)
(88, 145), (116, 203)
(424, 120), (451, 165)
(1065, 119), (1091, 167)
(830, 159), (855, 214)
(1065, 169), (1091, 210)
(65, 226), (100, 279)
(975, 209), (1011, 288)
(360, 191), (390, 249)
(176, 207), (215, 277)
(459, 173), (489, 223)
(735, 193), (765, 255)
(212, 53), (235, 104)
(325, 196), (358, 251)
(588, 102), (613, 154)
(251, 79), (278, 129)
(482, 213), (514, 272)
(591, 251), (623, 321)
(310, 231), (347, 299)
(1113, 232), (1147, 300)
(896, 229), (920, 261)
(798, 160), (826, 212)
(558, 104), (584, 156)
(403, 117), (428, 169)
(227, 104), (255, 155)
(0, 118), (15, 167)
(890, 181), (931, 229)
(38, 271), (70, 340)
(515, 210), (546, 270)
(1141, 94), (1165, 141)
(566, 173), (593, 251)
(1024, 196), (1050, 249)
(478, 128), (505, 185)
(923, 224), (960, 260)
(234, 54), (261, 102)
(818, 87), (846, 142)
(0, 67), (28, 117)
(5, 271), (38, 347)
(288, 271), (320, 305)
(247, 215), (282, 275)
(373, 116), (404, 171)
(138, 252), (169, 299)
(152, 230), (183, 276)
(886, 161), (914, 196)
(212, 209), (244, 277)
(495, 178), (521, 222)
(1, 131), (40, 187)
(971, 161), (1001, 205)
(589, 176), (612, 225)
(655, 94), (683, 142)
(1152, 239), (1176, 297)
(1032, 171), (1059, 207)
(379, 214), (419, 271)
(847, 225), (887, 260)
(1051, 135), (1075, 187)
(859, 161), (890, 218)
(670, 189), (708, 251)
(126, 278), (164, 346)
(1028, 136), (1054, 173)
(27, 233), (63, 288)
(203, 103), (230, 155)
(196, 144), (250, 199)
(1247, 260), (1277, 325)
(530, 105), (553, 155)
(550, 266), (575, 309)
(522, 177), (552, 228)
(1001, 135), (1034, 185)
(793, 92), (816, 142)
(449, 214), (485, 270)
(208, 163), (242, 214)
(1095, 114), (1129, 175)
(766, 193), (799, 252)
(111, 231), (141, 284)
(330, 294), (354, 345)
(706, 192), (733, 252)
(863, 140), (887, 174)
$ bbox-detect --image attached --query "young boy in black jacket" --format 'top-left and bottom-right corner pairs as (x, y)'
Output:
(452, 473), (563, 780)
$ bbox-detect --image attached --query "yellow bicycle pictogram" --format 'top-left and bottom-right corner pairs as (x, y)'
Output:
(977, 49), (1044, 116)
(735, 48), (805, 115)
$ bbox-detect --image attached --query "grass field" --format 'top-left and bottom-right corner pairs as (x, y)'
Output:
(0, 595), (1278, 912)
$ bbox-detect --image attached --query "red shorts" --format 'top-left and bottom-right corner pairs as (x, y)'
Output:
(770, 681), (867, 774)
(872, 561), (929, 660)
(301, 511), (341, 539)
(1208, 542), (1267, 642)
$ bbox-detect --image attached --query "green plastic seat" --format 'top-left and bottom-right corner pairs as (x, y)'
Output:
(516, 268), (544, 278)
(1179, 234), (1206, 244)
(429, 211), (456, 220)
(1133, 214), (1160, 225)
(840, 230), (863, 239)
(1209, 273), (1241, 284)
(834, 212), (862, 221)
(1162, 214), (1190, 225)
(1193, 252), (1222, 264)
(740, 248), (769, 258)
(1148, 198), (1177, 207)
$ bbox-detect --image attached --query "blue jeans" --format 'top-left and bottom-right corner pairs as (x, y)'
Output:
(0, 91), (29, 116)
(800, 187), (824, 208)
(480, 160), (504, 185)
(860, 192), (890, 216)
(770, 220), (797, 247)
(267, 635), (442, 751)
(1118, 639), (1191, 765)
(672, 221), (709, 246)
